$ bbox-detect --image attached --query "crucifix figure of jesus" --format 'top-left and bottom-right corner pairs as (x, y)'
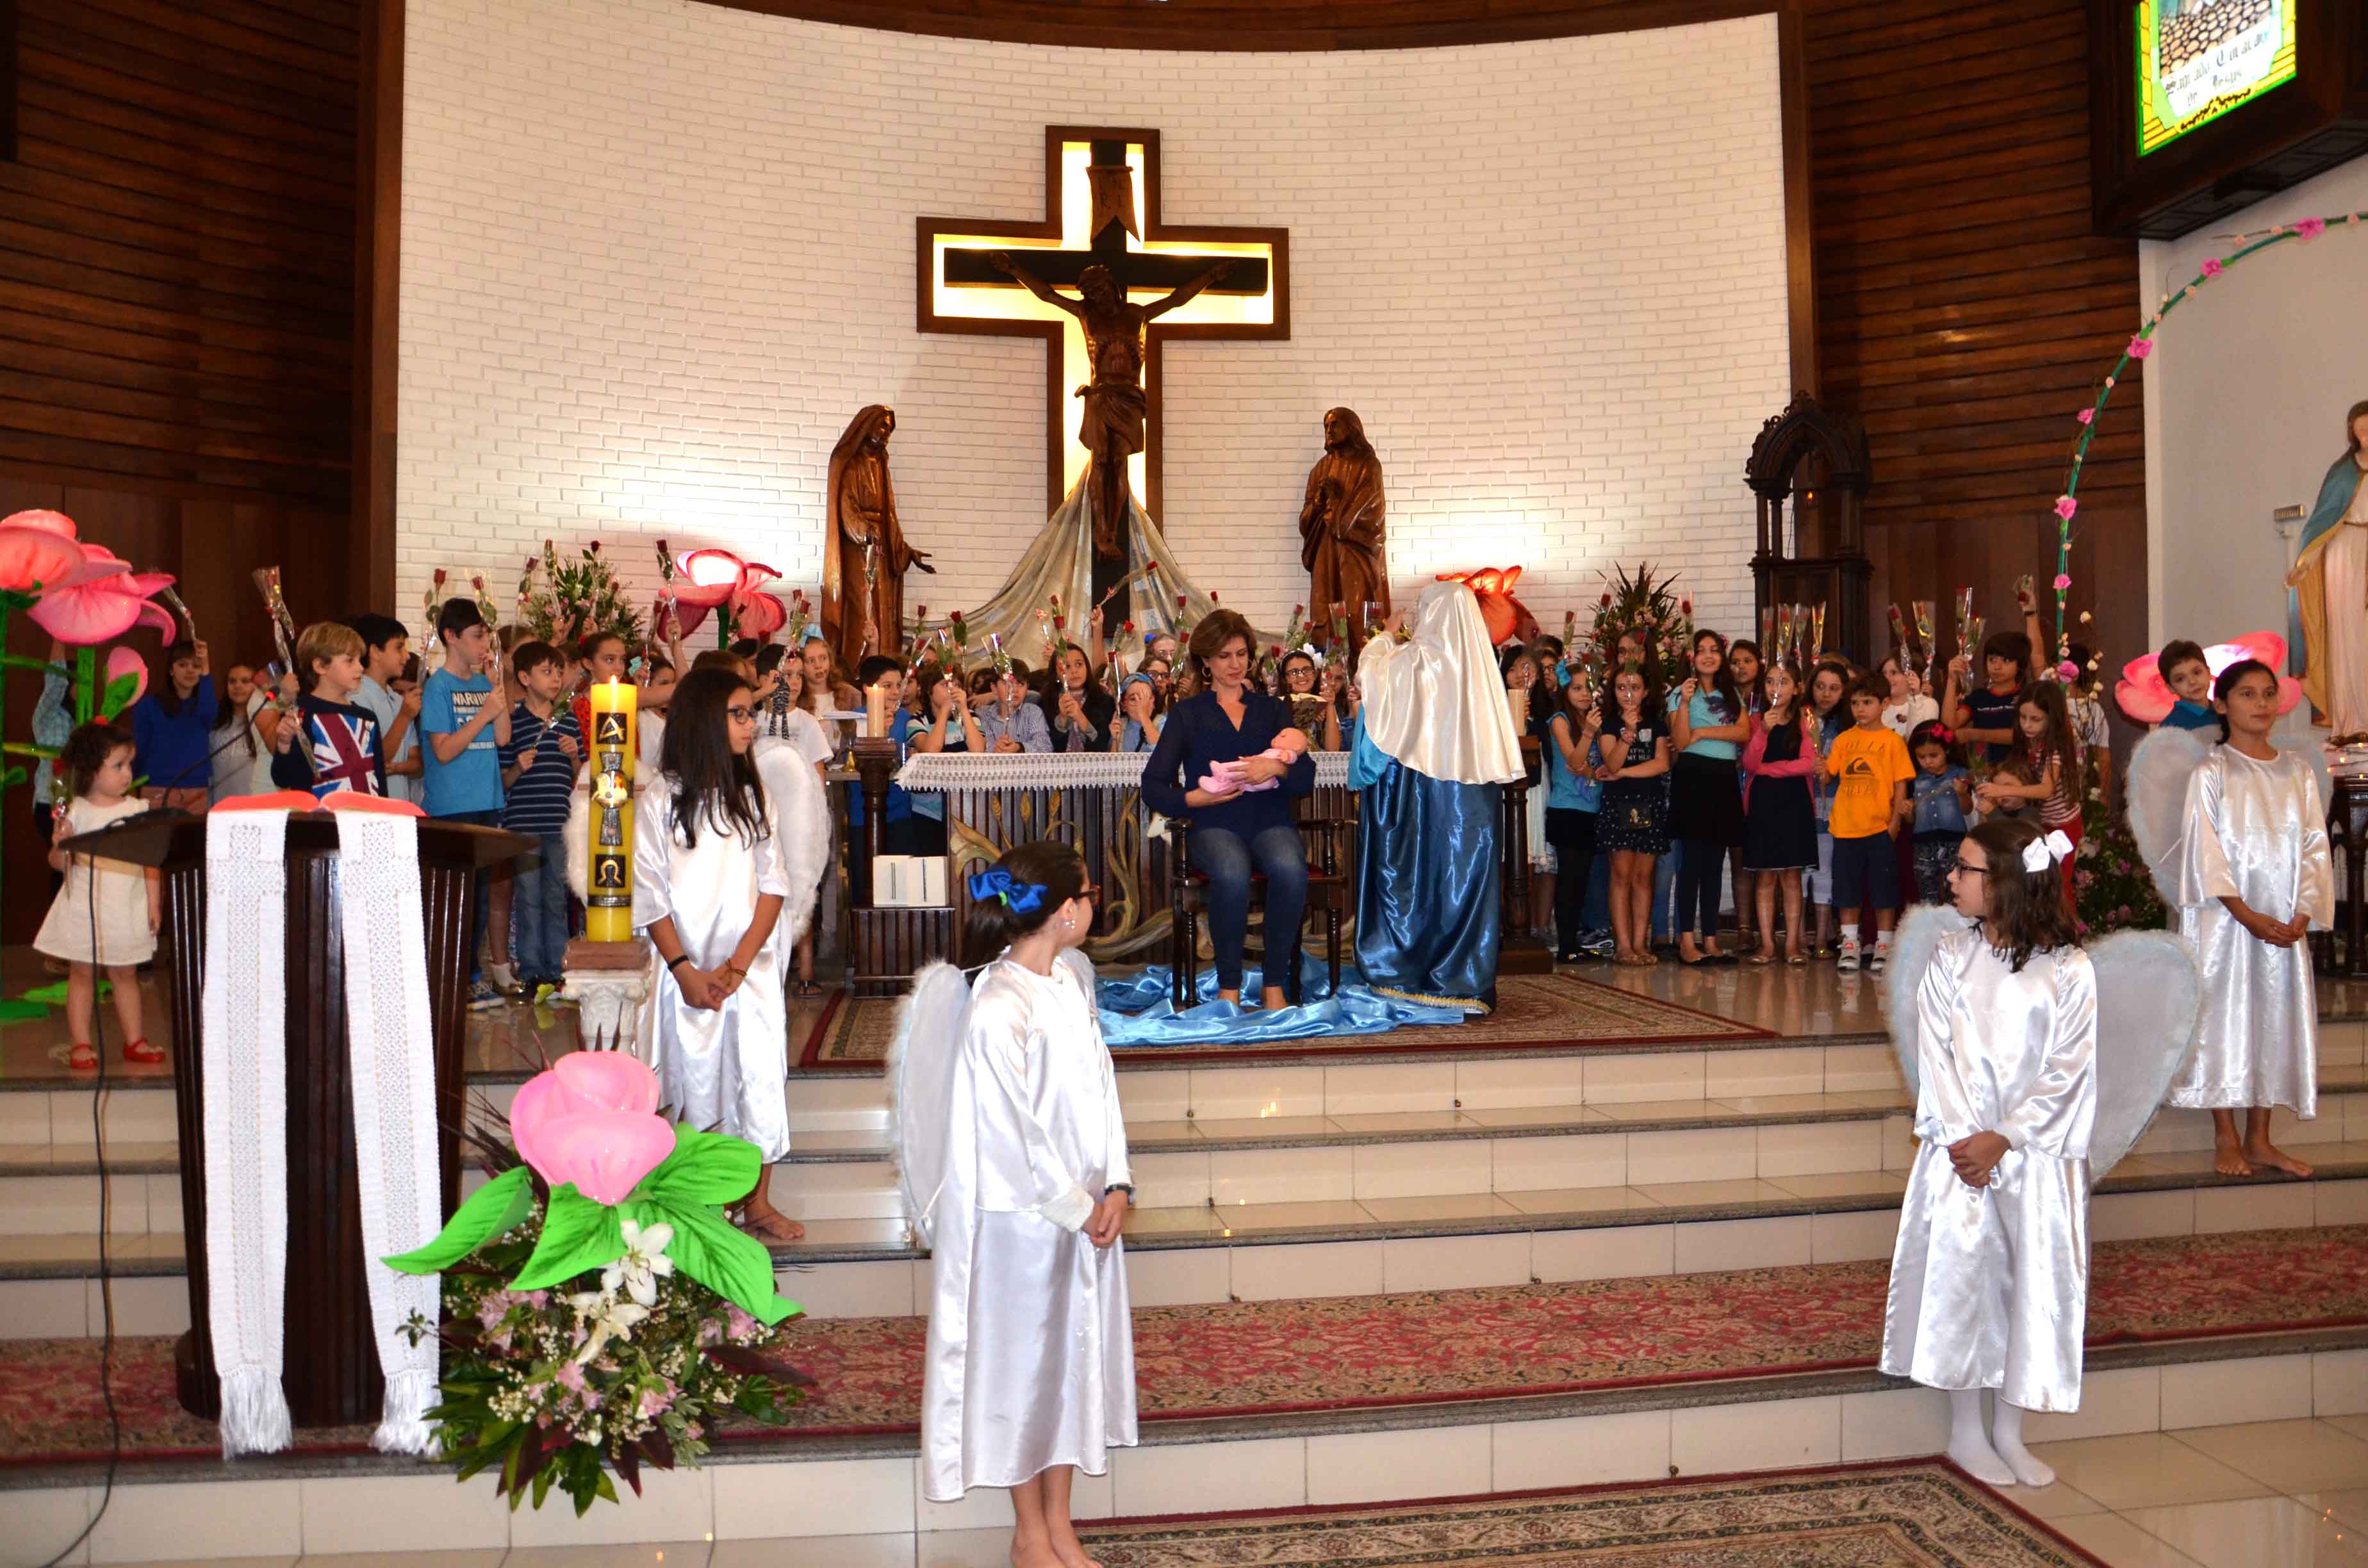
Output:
(919, 127), (1288, 628)
(987, 251), (1234, 566)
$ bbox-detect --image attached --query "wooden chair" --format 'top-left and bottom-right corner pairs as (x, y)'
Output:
(1167, 801), (1356, 1008)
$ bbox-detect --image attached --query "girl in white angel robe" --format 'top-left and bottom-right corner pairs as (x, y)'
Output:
(1883, 818), (2098, 1490)
(630, 667), (805, 1243)
(891, 840), (1135, 1567)
(2164, 659), (2333, 1179)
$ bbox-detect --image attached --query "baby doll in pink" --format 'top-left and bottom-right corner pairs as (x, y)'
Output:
(1199, 728), (1310, 796)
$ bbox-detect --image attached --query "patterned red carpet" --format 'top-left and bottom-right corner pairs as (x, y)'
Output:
(4, 1225), (2363, 1466)
(1079, 1462), (2105, 1566)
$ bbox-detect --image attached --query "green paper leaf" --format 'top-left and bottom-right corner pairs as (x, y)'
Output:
(629, 1124), (762, 1209)
(96, 672), (142, 723)
(632, 1199), (800, 1325)
(511, 1184), (627, 1291)
(384, 1166), (532, 1274)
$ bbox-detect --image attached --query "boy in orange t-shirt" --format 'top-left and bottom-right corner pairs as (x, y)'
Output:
(1823, 673), (1916, 973)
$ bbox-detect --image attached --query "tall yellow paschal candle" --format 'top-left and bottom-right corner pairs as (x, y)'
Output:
(586, 680), (637, 942)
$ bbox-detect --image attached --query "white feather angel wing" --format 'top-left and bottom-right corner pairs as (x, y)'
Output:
(1882, 903), (1969, 1105)
(887, 961), (978, 1249)
(2126, 727), (2210, 905)
(753, 739), (827, 948)
(2084, 929), (2201, 1174)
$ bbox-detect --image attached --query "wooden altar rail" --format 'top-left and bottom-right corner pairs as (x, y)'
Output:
(832, 749), (1538, 990)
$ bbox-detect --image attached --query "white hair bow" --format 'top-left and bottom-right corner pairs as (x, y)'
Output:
(2021, 829), (2074, 874)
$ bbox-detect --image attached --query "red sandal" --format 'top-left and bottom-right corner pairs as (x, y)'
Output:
(67, 1042), (97, 1071)
(122, 1038), (166, 1066)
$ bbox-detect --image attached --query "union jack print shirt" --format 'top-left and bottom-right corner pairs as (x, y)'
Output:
(271, 693), (388, 801)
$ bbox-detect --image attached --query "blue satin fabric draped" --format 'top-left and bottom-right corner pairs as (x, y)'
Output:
(1353, 753), (1502, 1013)
(1095, 958), (1463, 1046)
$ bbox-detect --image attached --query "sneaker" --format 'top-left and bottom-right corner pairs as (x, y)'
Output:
(1868, 945), (1889, 974)
(1579, 929), (1616, 959)
(1836, 938), (1862, 973)
(467, 979), (507, 1010)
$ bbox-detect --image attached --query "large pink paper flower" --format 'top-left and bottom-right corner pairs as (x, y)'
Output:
(0, 510), (87, 596)
(28, 537), (177, 645)
(673, 548), (785, 641)
(2113, 631), (2300, 724)
(509, 1052), (670, 1204)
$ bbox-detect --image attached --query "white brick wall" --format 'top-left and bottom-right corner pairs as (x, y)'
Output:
(397, 0), (1790, 642)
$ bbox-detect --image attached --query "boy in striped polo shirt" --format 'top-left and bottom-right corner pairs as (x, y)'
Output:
(498, 641), (582, 1002)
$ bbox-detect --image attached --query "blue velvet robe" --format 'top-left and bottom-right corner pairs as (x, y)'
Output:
(1351, 722), (1502, 1012)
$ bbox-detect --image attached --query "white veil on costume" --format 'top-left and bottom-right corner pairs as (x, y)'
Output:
(1356, 580), (1524, 788)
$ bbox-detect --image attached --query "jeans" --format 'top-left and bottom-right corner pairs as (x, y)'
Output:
(438, 809), (501, 982)
(1652, 847), (1677, 940)
(1190, 822), (1308, 998)
(511, 831), (573, 983)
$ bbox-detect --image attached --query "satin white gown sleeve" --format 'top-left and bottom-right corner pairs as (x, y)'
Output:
(920, 952), (1137, 1502)
(1882, 929), (2097, 1412)
(2165, 747), (2331, 1116)
(630, 780), (794, 1161)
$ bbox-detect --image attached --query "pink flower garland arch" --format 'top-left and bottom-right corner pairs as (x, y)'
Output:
(2044, 209), (2367, 676)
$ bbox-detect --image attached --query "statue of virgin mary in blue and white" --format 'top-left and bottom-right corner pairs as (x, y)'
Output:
(1349, 579), (1526, 1012)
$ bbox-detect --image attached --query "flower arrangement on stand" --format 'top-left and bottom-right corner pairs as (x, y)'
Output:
(2071, 781), (2169, 940)
(520, 539), (646, 656)
(1588, 562), (1694, 691)
(385, 1052), (807, 1515)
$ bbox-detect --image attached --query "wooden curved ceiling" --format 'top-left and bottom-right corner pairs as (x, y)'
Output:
(695, 0), (1768, 52)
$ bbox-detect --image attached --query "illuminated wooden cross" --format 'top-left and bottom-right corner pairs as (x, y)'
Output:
(917, 126), (1290, 532)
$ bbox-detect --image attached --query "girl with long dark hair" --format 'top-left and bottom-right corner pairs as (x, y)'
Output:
(129, 639), (217, 810)
(1668, 629), (1748, 963)
(2162, 658), (2333, 1179)
(634, 666), (800, 1241)
(1595, 665), (1671, 965)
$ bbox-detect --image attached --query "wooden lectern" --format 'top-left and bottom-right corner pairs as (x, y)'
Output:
(68, 812), (530, 1427)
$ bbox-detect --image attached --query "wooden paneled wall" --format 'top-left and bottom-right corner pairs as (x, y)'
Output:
(0, 0), (361, 938)
(1801, 0), (2145, 680)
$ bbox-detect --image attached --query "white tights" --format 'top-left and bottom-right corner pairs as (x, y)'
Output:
(1948, 1388), (2055, 1487)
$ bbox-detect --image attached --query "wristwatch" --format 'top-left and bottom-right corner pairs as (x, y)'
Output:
(1103, 1184), (1134, 1204)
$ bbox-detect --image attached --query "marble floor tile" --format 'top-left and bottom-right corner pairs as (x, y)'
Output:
(2122, 1494), (2368, 1567)
(2030, 1432), (2281, 1512)
(2169, 1419), (2368, 1495)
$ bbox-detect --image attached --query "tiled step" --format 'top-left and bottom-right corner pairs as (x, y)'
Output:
(12, 1162), (2365, 1339)
(8, 1334), (2368, 1564)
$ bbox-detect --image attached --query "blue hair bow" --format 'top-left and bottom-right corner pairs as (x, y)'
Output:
(967, 869), (1046, 913)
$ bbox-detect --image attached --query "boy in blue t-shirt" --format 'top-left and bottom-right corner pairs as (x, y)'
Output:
(2155, 639), (2219, 732)
(420, 598), (511, 1006)
(498, 641), (581, 1000)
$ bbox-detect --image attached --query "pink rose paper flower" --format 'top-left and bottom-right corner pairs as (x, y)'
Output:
(2126, 334), (2153, 360)
(2294, 217), (2326, 243)
(2054, 496), (2078, 522)
(2058, 660), (2079, 680)
(2200, 257), (2224, 278)
(2075, 407), (2094, 425)
(2053, 574), (2072, 591)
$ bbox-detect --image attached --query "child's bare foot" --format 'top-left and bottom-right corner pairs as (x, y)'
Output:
(2243, 1139), (2314, 1179)
(1046, 1523), (1104, 1568)
(1010, 1541), (1065, 1568)
(2212, 1134), (2253, 1177)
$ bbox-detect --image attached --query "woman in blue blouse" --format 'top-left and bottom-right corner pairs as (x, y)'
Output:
(1140, 610), (1315, 1008)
